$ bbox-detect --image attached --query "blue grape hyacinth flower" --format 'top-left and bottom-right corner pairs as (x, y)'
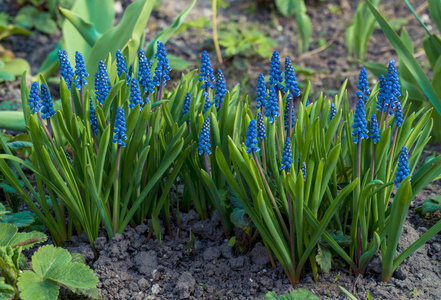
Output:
(203, 92), (211, 113)
(355, 68), (370, 101)
(40, 84), (56, 119)
(280, 137), (293, 172)
(138, 49), (155, 94)
(269, 51), (284, 91)
(198, 117), (211, 155)
(352, 98), (369, 143)
(245, 119), (260, 154)
(394, 146), (410, 187)
(129, 78), (143, 109)
(284, 96), (295, 130)
(257, 112), (266, 140)
(284, 57), (300, 98)
(199, 50), (215, 90)
(256, 73), (267, 109)
(116, 49), (128, 78)
(153, 41), (171, 87)
(214, 69), (227, 108)
(384, 60), (401, 115)
(394, 101), (403, 127)
(330, 103), (337, 120)
(73, 51), (89, 89)
(28, 82), (42, 114)
(89, 96), (99, 134)
(113, 107), (128, 147)
(182, 93), (191, 115)
(265, 86), (280, 123)
(58, 50), (74, 89)
(301, 162), (306, 180)
(95, 60), (111, 105)
(370, 114), (380, 144)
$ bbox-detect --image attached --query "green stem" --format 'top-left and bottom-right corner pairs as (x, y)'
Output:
(113, 145), (121, 235)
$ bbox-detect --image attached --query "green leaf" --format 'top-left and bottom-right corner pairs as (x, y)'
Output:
(415, 195), (441, 217)
(49, 262), (98, 290)
(339, 286), (358, 300)
(145, 0), (197, 59)
(1, 58), (31, 78)
(0, 277), (15, 300)
(228, 236), (236, 247)
(316, 244), (332, 273)
(274, 0), (296, 16)
(6, 141), (32, 150)
(265, 288), (319, 300)
(34, 13), (57, 34)
(86, 0), (155, 85)
(59, 7), (101, 46)
(230, 208), (248, 229)
(18, 270), (60, 300)
(1, 211), (35, 228)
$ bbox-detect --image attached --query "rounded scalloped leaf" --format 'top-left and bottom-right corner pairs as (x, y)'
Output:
(17, 270), (60, 300)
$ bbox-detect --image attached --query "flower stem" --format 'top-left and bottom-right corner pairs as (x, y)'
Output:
(261, 139), (267, 173)
(288, 96), (293, 138)
(113, 145), (122, 235)
(285, 169), (297, 275)
(203, 152), (211, 176)
(252, 150), (290, 241)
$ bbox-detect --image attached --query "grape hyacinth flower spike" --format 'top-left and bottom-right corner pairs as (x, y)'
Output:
(40, 83), (56, 135)
(95, 60), (111, 106)
(394, 146), (410, 187)
(138, 49), (155, 98)
(384, 60), (401, 121)
(129, 78), (143, 110)
(153, 41), (171, 102)
(113, 107), (128, 147)
(198, 117), (211, 175)
(257, 112), (267, 171)
(301, 162), (306, 181)
(265, 86), (279, 123)
(330, 103), (337, 120)
(256, 73), (267, 112)
(214, 69), (227, 109)
(370, 114), (380, 178)
(284, 57), (300, 98)
(28, 82), (42, 114)
(182, 93), (192, 132)
(89, 96), (99, 135)
(203, 92), (211, 114)
(74, 51), (89, 106)
(394, 101), (403, 127)
(376, 74), (387, 114)
(280, 137), (293, 173)
(199, 50), (215, 93)
(269, 51), (284, 92)
(245, 119), (260, 154)
(58, 50), (74, 90)
(116, 49), (129, 80)
(352, 98), (368, 144)
(355, 68), (370, 102)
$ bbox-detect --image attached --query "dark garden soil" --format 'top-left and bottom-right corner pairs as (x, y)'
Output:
(2, 0), (441, 299)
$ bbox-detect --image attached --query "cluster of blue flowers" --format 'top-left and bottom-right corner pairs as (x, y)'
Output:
(269, 51), (284, 91)
(214, 70), (227, 108)
(198, 117), (211, 155)
(40, 84), (56, 119)
(256, 73), (267, 109)
(245, 119), (260, 154)
(377, 60), (401, 115)
(355, 68), (370, 101)
(199, 50), (215, 90)
(95, 60), (111, 105)
(182, 93), (192, 115)
(129, 78), (144, 109)
(257, 112), (266, 140)
(116, 49), (129, 78)
(265, 86), (280, 123)
(153, 41), (171, 87)
(89, 96), (99, 134)
(284, 57), (300, 98)
(58, 50), (74, 89)
(330, 103), (337, 120)
(203, 92), (211, 113)
(370, 114), (380, 144)
(352, 98), (369, 143)
(74, 51), (89, 89)
(138, 49), (155, 95)
(394, 146), (410, 187)
(112, 107), (128, 147)
(28, 82), (42, 114)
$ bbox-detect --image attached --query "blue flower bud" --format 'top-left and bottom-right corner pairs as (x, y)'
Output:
(394, 146), (410, 187)
(89, 96), (99, 134)
(352, 98), (368, 143)
(256, 73), (267, 109)
(203, 92), (211, 113)
(355, 68), (370, 101)
(199, 50), (215, 90)
(370, 114), (380, 144)
(280, 137), (293, 172)
(257, 112), (266, 140)
(112, 107), (128, 147)
(28, 82), (42, 114)
(214, 69), (227, 108)
(284, 57), (300, 98)
(95, 60), (111, 105)
(245, 119), (260, 154)
(198, 117), (211, 155)
(138, 49), (155, 94)
(40, 83), (56, 119)
(116, 49), (128, 78)
(129, 77), (143, 110)
(330, 103), (337, 120)
(153, 41), (171, 87)
(265, 86), (279, 123)
(269, 51), (283, 91)
(182, 93), (191, 115)
(73, 51), (89, 89)
(394, 101), (403, 127)
(58, 50), (74, 89)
